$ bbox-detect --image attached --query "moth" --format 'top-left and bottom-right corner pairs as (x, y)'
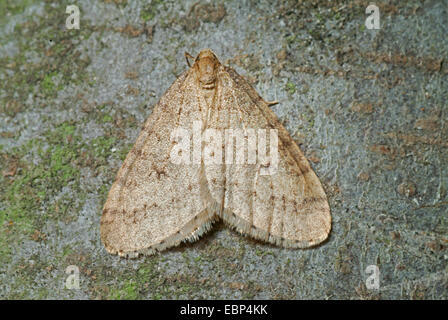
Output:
(100, 49), (331, 257)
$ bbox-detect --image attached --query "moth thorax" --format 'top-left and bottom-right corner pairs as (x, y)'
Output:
(196, 56), (218, 90)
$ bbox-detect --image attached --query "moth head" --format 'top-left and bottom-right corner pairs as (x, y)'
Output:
(194, 49), (220, 89)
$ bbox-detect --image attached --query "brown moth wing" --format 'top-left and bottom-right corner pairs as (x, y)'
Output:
(100, 70), (218, 258)
(206, 66), (331, 248)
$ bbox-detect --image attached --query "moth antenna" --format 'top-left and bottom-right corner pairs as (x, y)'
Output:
(185, 52), (195, 67)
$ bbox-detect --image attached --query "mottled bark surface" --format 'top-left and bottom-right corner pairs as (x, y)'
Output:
(0, 0), (446, 299)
